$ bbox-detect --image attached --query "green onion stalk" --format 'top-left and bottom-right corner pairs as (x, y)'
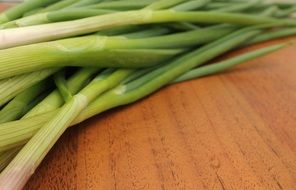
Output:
(0, 29), (269, 188)
(0, 42), (287, 174)
(122, 27), (171, 38)
(24, 67), (101, 118)
(0, 68), (135, 189)
(0, 0), (293, 187)
(203, 1), (249, 10)
(0, 25), (236, 79)
(0, 0), (59, 24)
(95, 25), (157, 36)
(67, 0), (105, 8)
(0, 10), (284, 49)
(75, 29), (263, 123)
(0, 69), (58, 107)
(1, 9), (117, 29)
(53, 70), (76, 102)
(213, 0), (262, 13)
(1, 0), (217, 29)
(276, 5), (296, 18)
(85, 0), (157, 10)
(172, 0), (211, 11)
(0, 27), (160, 125)
(245, 27), (296, 45)
(144, 0), (188, 10)
(22, 24), (178, 119)
(0, 80), (48, 123)
(172, 43), (287, 83)
(37, 0), (82, 13)
(264, 2), (296, 9)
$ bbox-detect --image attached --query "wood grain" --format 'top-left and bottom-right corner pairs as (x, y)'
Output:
(1, 4), (296, 190)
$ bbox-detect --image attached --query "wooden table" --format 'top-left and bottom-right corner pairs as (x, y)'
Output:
(1, 4), (296, 190)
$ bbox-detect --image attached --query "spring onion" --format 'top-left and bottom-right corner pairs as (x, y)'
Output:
(0, 0), (59, 24)
(0, 0), (294, 188)
(0, 10), (282, 49)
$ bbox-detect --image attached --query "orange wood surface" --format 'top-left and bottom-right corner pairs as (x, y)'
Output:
(1, 4), (296, 190)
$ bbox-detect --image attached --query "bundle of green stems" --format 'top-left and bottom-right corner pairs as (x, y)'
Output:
(0, 0), (294, 189)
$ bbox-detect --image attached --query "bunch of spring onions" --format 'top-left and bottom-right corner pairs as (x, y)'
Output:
(0, 0), (295, 189)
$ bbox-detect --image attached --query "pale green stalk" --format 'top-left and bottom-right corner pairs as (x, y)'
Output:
(0, 80), (48, 123)
(0, 10), (282, 49)
(73, 30), (262, 125)
(0, 0), (59, 24)
(170, 0), (211, 31)
(54, 71), (73, 102)
(85, 0), (156, 10)
(145, 0), (187, 10)
(1, 9), (116, 29)
(22, 8), (44, 17)
(0, 42), (287, 157)
(0, 46), (182, 80)
(213, 0), (262, 13)
(103, 25), (236, 49)
(0, 28), (260, 153)
(173, 0), (211, 11)
(203, 2), (240, 10)
(261, 2), (295, 9)
(0, 69), (134, 189)
(260, 6), (279, 17)
(37, 0), (81, 13)
(173, 43), (287, 83)
(167, 22), (200, 31)
(275, 5), (296, 18)
(0, 25), (237, 78)
(68, 0), (104, 8)
(0, 113), (57, 152)
(0, 69), (58, 107)
(24, 67), (100, 118)
(0, 95), (87, 190)
(95, 25), (146, 36)
(20, 27), (171, 119)
(123, 27), (170, 38)
(245, 27), (296, 45)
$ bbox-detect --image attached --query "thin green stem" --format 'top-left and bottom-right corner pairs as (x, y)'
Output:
(0, 80), (48, 123)
(0, 69), (58, 107)
(245, 27), (296, 45)
(0, 10), (283, 49)
(145, 0), (187, 10)
(173, 43), (287, 83)
(0, 0), (59, 24)
(38, 0), (81, 13)
(67, 0), (104, 8)
(1, 9), (116, 29)
(213, 0), (262, 13)
(86, 0), (156, 10)
(54, 71), (73, 103)
(24, 67), (100, 118)
(123, 27), (171, 38)
(173, 0), (211, 11)
(276, 5), (296, 18)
